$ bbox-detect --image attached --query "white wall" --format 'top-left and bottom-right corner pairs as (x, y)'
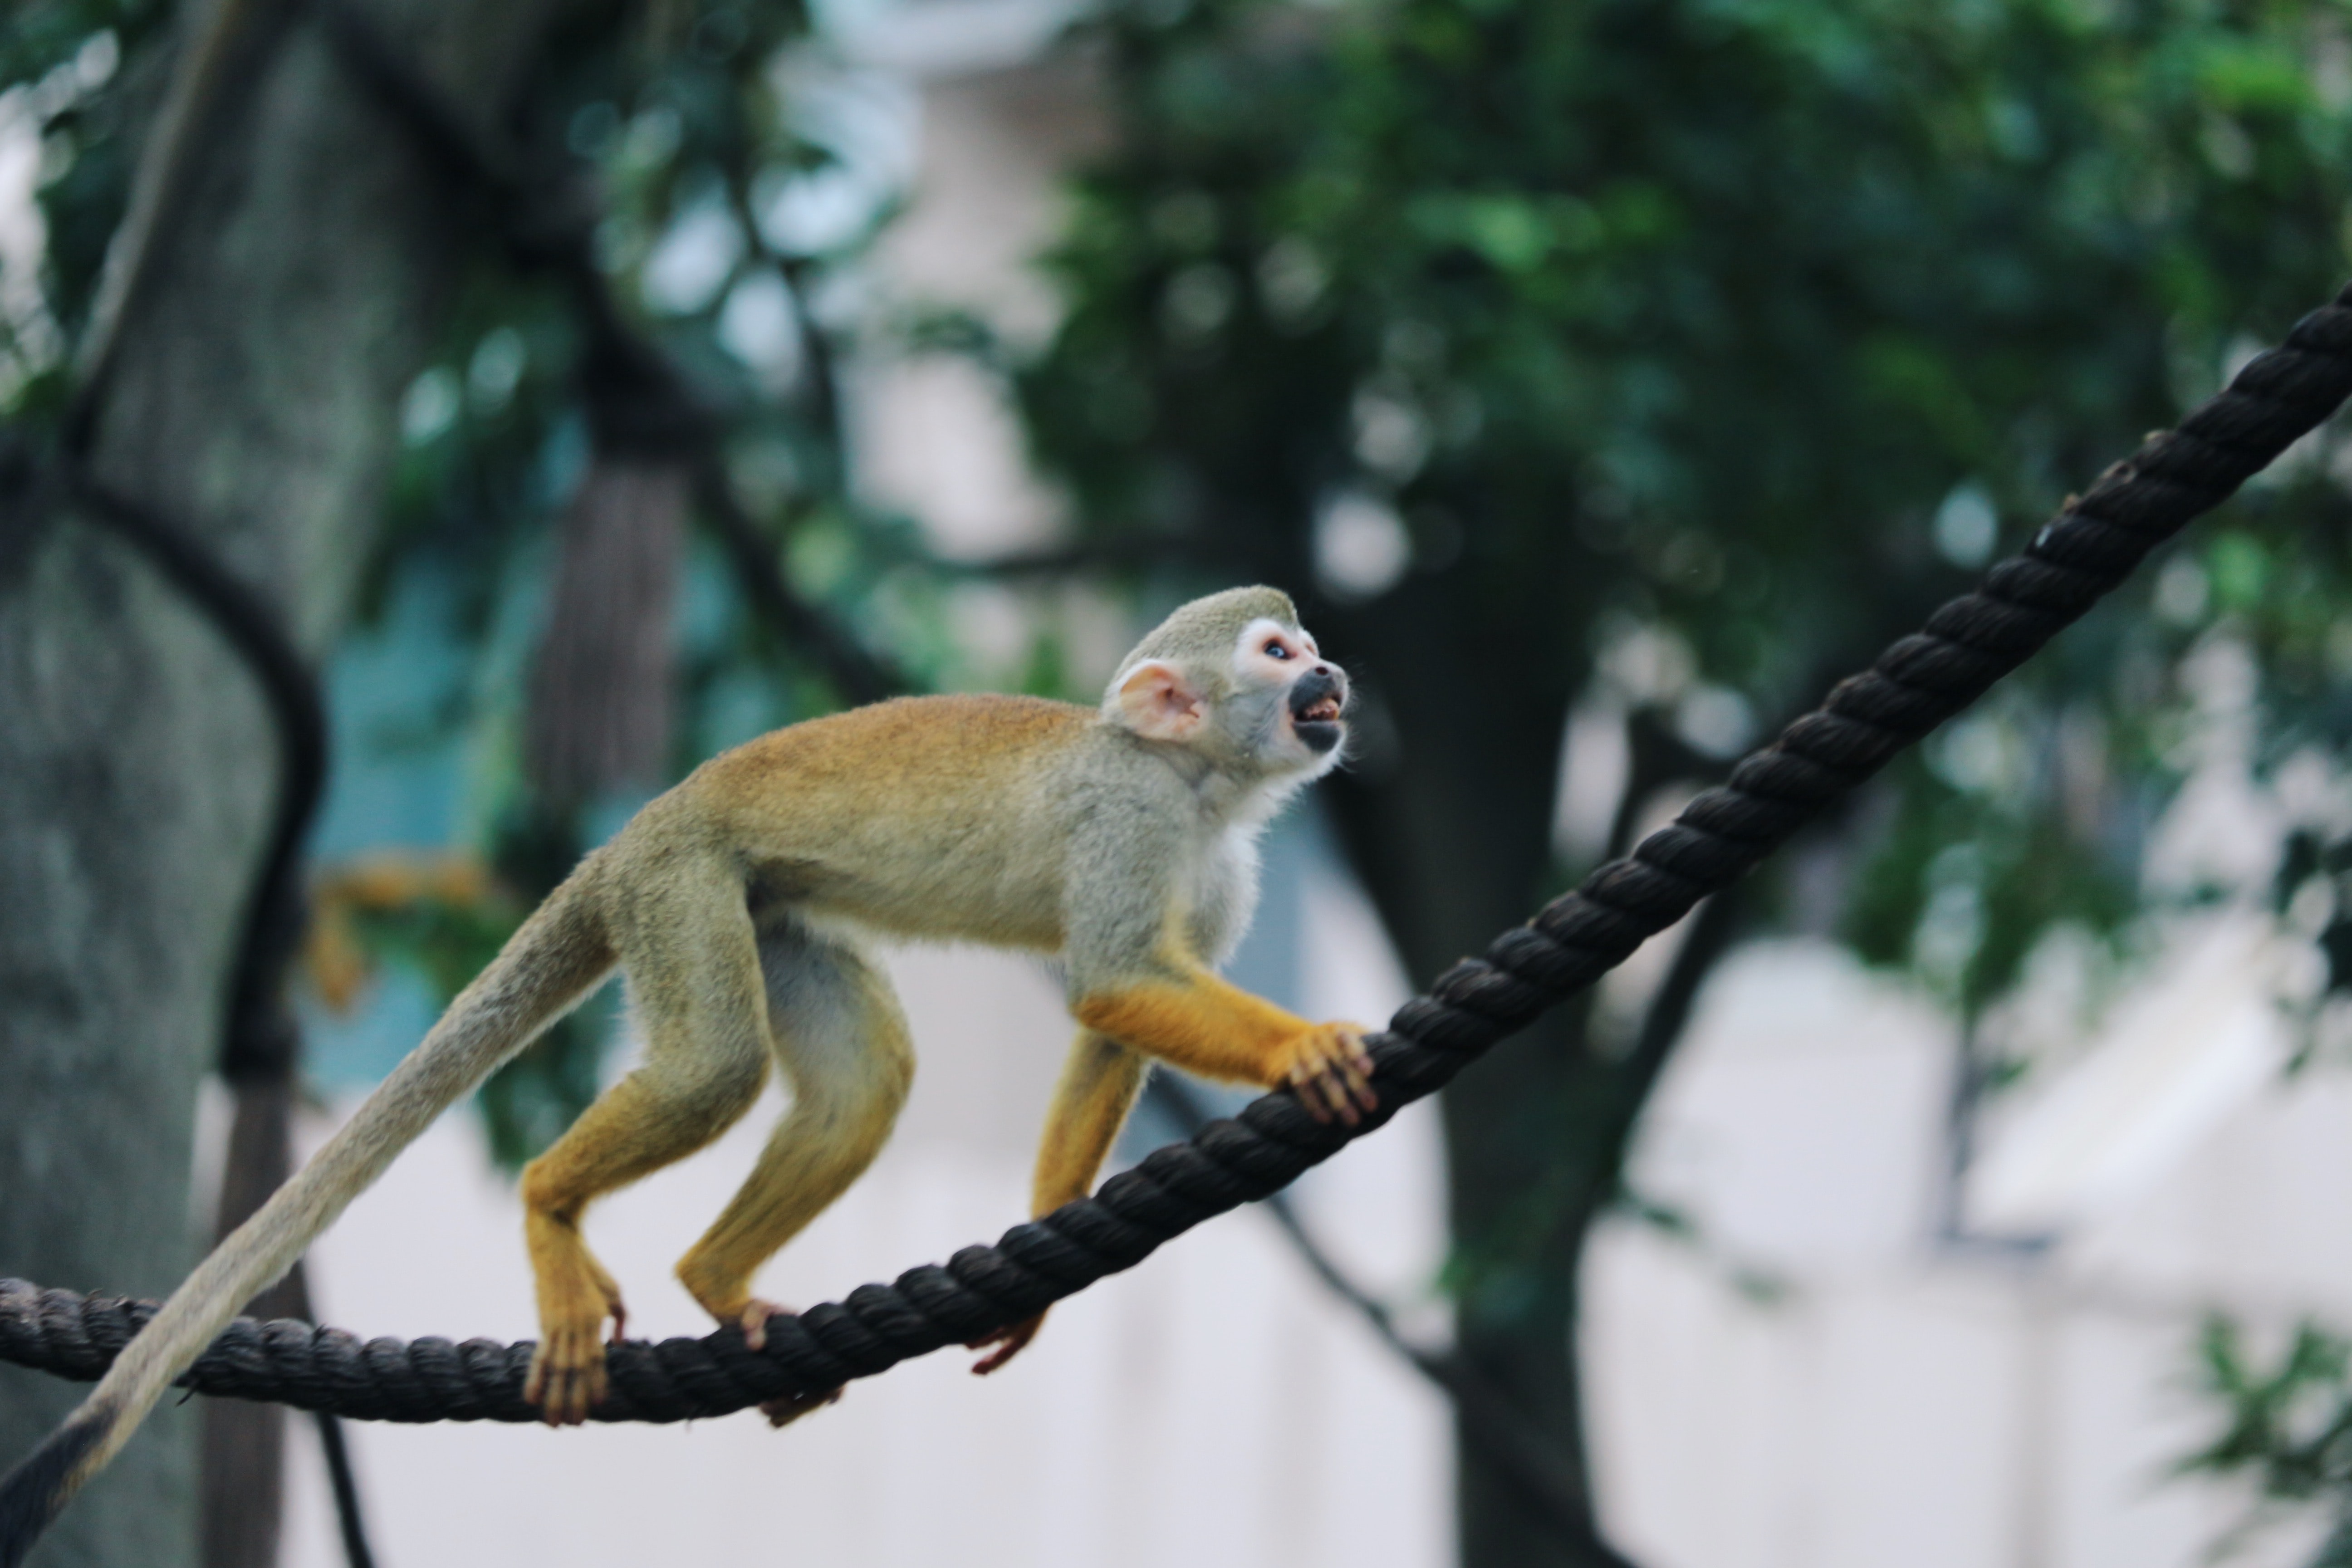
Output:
(1586, 939), (2345, 1568)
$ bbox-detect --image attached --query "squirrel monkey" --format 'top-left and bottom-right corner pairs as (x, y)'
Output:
(0, 587), (1375, 1545)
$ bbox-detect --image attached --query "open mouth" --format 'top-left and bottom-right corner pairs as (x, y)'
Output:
(1289, 678), (1346, 753)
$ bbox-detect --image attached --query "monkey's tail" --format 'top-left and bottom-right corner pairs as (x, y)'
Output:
(0, 869), (616, 1568)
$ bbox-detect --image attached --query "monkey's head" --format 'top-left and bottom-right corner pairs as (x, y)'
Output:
(1103, 586), (1351, 784)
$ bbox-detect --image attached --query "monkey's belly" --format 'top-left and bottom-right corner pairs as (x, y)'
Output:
(745, 854), (1065, 954)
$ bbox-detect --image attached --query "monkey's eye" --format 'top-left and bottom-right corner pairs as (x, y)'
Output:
(1264, 640), (1292, 660)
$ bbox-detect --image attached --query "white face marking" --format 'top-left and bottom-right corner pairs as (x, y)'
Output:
(1226, 615), (1347, 778)
(1232, 617), (1313, 681)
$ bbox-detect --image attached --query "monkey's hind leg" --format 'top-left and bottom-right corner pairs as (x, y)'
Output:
(520, 856), (775, 1424)
(968, 1029), (1146, 1376)
(674, 919), (914, 1424)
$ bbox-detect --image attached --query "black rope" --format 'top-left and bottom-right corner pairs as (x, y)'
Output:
(4, 279), (2347, 1421)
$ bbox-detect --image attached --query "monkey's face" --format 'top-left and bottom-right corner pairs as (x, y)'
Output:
(1105, 590), (1348, 785)
(1231, 617), (1349, 767)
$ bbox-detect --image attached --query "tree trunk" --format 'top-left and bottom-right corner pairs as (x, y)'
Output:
(0, 2), (573, 1563)
(1320, 574), (1624, 1568)
(528, 458), (691, 809)
(1327, 568), (1779, 1568)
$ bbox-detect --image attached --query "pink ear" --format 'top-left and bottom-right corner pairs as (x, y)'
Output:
(1115, 660), (1206, 741)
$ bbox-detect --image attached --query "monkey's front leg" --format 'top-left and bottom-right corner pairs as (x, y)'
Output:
(1074, 967), (1378, 1126)
(969, 1031), (1149, 1375)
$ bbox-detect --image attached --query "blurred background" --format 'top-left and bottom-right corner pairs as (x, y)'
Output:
(6, 0), (2352, 1565)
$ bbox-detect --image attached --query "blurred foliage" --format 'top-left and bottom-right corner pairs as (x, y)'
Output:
(2186, 1317), (2352, 1564)
(1016, 0), (2352, 1019)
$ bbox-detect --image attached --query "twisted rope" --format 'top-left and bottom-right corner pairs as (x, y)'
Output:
(6, 286), (2352, 1421)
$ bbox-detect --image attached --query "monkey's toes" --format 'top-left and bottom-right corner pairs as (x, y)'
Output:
(737, 1297), (789, 1352)
(525, 1323), (612, 1426)
(760, 1385), (843, 1428)
(966, 1312), (1044, 1375)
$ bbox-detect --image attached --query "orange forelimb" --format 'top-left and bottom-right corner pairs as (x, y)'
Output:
(1074, 969), (1308, 1083)
(1075, 970), (1377, 1126)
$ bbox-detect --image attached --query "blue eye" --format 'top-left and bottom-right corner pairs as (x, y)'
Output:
(1265, 640), (1290, 659)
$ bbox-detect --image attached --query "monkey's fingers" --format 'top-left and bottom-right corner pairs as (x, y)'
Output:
(1287, 1056), (1348, 1124)
(1334, 1024), (1379, 1114)
(1289, 1041), (1367, 1126)
(760, 1386), (843, 1428)
(966, 1312), (1044, 1375)
(1283, 1021), (1378, 1125)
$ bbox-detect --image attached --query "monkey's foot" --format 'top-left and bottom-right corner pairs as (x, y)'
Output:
(716, 1298), (847, 1426)
(524, 1294), (626, 1426)
(1284, 1021), (1378, 1126)
(966, 1312), (1044, 1375)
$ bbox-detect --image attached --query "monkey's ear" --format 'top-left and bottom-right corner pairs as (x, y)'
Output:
(1113, 660), (1207, 741)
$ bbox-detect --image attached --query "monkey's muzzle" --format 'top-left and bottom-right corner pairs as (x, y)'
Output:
(1289, 668), (1348, 754)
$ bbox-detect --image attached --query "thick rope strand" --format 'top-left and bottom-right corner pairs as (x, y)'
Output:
(5, 285), (2351, 1422)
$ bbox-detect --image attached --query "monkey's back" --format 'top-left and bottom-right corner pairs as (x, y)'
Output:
(675, 694), (1104, 950)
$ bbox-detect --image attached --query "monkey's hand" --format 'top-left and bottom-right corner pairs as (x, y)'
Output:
(1281, 1021), (1378, 1126)
(967, 1311), (1045, 1375)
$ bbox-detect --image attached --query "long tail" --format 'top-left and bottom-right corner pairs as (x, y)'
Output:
(0, 869), (615, 1567)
